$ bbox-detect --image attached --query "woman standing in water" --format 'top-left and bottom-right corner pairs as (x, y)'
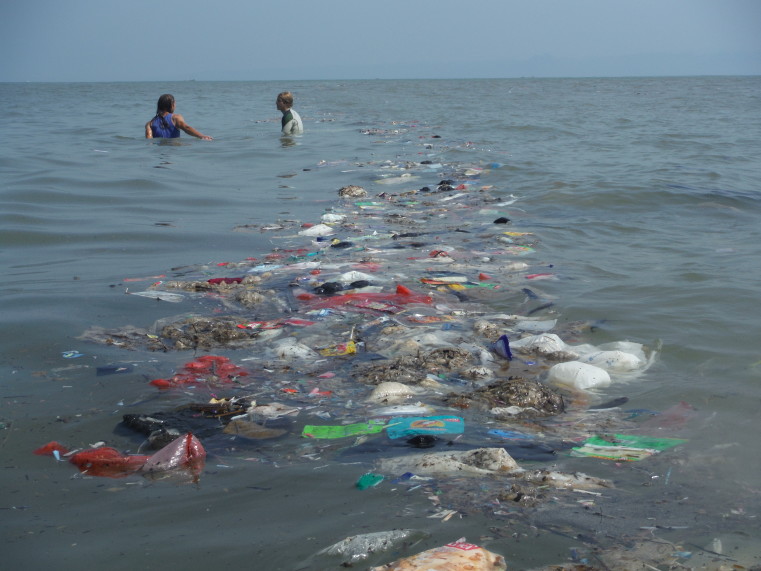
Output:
(145, 94), (212, 140)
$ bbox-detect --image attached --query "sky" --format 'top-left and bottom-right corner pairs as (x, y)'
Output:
(1, 0), (759, 82)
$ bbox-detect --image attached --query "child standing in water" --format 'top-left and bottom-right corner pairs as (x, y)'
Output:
(276, 91), (303, 135)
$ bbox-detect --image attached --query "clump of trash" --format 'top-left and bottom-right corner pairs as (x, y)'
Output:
(52, 159), (742, 569)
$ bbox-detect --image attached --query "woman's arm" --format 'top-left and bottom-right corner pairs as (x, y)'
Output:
(172, 113), (212, 140)
(145, 120), (153, 139)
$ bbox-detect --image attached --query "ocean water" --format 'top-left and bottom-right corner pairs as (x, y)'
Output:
(2, 76), (761, 569)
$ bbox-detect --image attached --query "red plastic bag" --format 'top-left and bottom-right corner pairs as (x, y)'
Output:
(34, 433), (206, 480)
(150, 355), (249, 389)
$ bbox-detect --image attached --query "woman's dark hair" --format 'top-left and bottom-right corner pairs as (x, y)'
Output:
(156, 94), (175, 114)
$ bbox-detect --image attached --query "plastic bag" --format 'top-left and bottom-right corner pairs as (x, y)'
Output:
(317, 529), (428, 565)
(34, 433), (205, 480)
(510, 333), (569, 355)
(547, 361), (611, 390)
(376, 447), (520, 477)
(385, 416), (464, 439)
(366, 381), (421, 403)
(298, 223), (335, 236)
(578, 350), (646, 373)
(271, 337), (319, 361)
(370, 538), (507, 570)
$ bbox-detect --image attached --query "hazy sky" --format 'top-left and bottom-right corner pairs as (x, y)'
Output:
(1, 0), (759, 82)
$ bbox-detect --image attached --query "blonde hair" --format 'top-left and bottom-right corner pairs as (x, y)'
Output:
(277, 91), (294, 107)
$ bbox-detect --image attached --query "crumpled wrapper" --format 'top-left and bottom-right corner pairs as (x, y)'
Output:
(370, 538), (507, 570)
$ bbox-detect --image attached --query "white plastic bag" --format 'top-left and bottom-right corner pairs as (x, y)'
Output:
(320, 212), (346, 224)
(578, 350), (646, 373)
(547, 361), (611, 390)
(271, 338), (318, 361)
(510, 333), (569, 355)
(298, 223), (335, 237)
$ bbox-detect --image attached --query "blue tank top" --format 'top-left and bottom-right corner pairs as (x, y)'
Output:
(150, 113), (181, 138)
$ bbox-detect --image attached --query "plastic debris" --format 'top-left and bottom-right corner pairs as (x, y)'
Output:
(62, 141), (685, 569)
(141, 433), (206, 478)
(316, 529), (428, 566)
(96, 364), (133, 376)
(547, 361), (612, 390)
(301, 284), (433, 311)
(522, 468), (612, 490)
(149, 355), (249, 390)
(579, 349), (647, 373)
(302, 420), (386, 439)
(319, 340), (357, 356)
(272, 337), (319, 361)
(34, 433), (205, 480)
(366, 381), (422, 403)
(487, 429), (536, 440)
(371, 404), (436, 417)
(515, 318), (557, 332)
(510, 333), (570, 356)
(62, 350), (84, 359)
(127, 290), (185, 302)
(637, 401), (697, 430)
(223, 420), (287, 439)
(338, 185), (367, 198)
(491, 334), (513, 360)
(321, 212), (346, 223)
(386, 416), (465, 439)
(356, 472), (385, 490)
(571, 434), (687, 461)
(376, 447), (521, 477)
(370, 538), (507, 570)
(298, 223), (335, 236)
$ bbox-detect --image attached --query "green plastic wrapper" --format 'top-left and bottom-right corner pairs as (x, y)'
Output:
(571, 434), (687, 461)
(302, 419), (386, 439)
(356, 472), (384, 490)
